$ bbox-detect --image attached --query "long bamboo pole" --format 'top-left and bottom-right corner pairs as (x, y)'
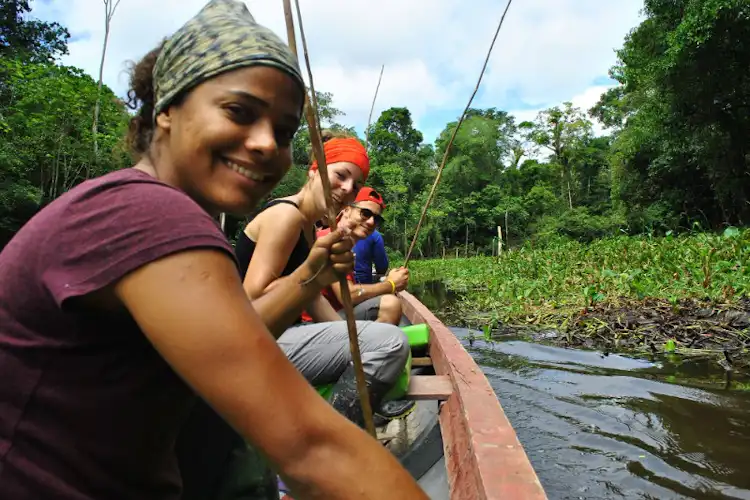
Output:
(364, 64), (384, 151)
(404, 0), (514, 266)
(283, 0), (377, 437)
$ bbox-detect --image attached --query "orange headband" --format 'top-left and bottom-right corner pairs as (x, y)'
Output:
(310, 137), (370, 181)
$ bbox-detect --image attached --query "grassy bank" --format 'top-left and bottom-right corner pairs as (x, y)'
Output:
(405, 229), (750, 364)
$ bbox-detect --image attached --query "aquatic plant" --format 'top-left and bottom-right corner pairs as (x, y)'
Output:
(405, 229), (750, 364)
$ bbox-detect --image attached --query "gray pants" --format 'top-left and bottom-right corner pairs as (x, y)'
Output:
(339, 296), (382, 321)
(278, 319), (409, 386)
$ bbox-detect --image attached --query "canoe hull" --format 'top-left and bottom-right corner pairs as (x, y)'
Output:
(398, 292), (547, 500)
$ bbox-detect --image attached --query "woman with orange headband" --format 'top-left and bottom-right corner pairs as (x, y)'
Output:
(236, 131), (410, 422)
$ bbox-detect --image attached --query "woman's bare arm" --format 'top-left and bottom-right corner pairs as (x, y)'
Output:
(330, 279), (392, 306)
(242, 204), (305, 299)
(251, 229), (354, 335)
(113, 249), (427, 500)
(307, 293), (343, 323)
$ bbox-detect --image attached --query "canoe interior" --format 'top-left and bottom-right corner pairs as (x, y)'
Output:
(392, 314), (449, 498)
(418, 457), (449, 500)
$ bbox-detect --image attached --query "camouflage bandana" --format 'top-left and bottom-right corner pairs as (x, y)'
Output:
(153, 0), (304, 118)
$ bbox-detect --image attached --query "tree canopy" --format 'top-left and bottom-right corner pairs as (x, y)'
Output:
(3, 0), (749, 257)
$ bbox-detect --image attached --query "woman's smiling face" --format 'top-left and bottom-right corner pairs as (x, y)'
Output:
(155, 65), (304, 216)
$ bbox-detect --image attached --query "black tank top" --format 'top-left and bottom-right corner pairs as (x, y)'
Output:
(234, 200), (310, 281)
(235, 198), (312, 292)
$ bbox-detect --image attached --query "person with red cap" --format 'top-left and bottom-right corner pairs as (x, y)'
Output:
(295, 185), (417, 451)
(309, 187), (410, 325)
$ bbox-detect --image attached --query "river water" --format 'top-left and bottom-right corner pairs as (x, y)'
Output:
(411, 285), (750, 499)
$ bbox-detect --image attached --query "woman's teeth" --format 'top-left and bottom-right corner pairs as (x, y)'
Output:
(226, 160), (266, 182)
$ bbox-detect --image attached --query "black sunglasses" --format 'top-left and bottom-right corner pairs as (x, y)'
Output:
(350, 204), (384, 227)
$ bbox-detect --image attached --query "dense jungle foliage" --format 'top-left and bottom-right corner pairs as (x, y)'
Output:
(2, 0), (749, 258)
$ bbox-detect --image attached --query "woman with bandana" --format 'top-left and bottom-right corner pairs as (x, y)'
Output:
(0, 1), (426, 499)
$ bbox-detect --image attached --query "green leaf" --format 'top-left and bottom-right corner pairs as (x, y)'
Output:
(665, 339), (676, 353)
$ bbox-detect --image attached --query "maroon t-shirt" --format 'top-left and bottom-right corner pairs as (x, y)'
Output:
(0, 168), (234, 499)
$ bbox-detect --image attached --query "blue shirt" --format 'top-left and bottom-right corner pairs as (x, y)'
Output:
(353, 230), (388, 284)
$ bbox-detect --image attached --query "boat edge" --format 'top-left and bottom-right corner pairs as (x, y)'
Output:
(399, 291), (548, 500)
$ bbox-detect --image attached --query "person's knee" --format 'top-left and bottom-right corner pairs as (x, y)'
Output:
(356, 321), (410, 384)
(379, 294), (402, 318)
(382, 324), (409, 366)
(361, 322), (409, 361)
(382, 328), (409, 385)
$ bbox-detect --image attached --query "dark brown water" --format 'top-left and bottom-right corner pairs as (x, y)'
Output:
(412, 283), (750, 500)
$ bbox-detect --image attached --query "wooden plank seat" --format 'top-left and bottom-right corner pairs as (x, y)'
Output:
(412, 357), (433, 366)
(403, 375), (453, 401)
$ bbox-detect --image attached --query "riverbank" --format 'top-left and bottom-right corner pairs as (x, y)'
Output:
(405, 229), (750, 370)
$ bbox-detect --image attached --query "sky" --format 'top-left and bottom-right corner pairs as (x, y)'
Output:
(32, 0), (644, 144)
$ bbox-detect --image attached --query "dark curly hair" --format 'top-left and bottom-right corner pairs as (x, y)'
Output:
(124, 40), (167, 159)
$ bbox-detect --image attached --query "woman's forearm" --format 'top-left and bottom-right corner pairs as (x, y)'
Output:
(280, 421), (428, 500)
(350, 281), (392, 305)
(251, 268), (324, 337)
(333, 280), (392, 306)
(250, 227), (356, 335)
(308, 294), (343, 322)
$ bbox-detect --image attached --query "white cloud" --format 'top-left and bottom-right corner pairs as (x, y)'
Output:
(32, 0), (643, 142)
(508, 84), (617, 163)
(510, 84), (617, 135)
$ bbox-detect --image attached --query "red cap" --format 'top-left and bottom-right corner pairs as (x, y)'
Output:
(354, 187), (385, 209)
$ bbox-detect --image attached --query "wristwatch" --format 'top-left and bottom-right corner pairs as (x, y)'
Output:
(357, 287), (365, 297)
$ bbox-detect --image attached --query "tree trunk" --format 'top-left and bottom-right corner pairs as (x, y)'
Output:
(567, 178), (573, 209)
(403, 218), (407, 254)
(464, 225), (468, 258)
(504, 210), (509, 247)
(92, 0), (121, 164)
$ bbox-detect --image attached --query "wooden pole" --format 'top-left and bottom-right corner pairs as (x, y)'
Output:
(403, 0), (514, 266)
(284, 0), (377, 437)
(505, 209), (509, 249)
(364, 64), (384, 151)
(497, 225), (502, 255)
(403, 217), (407, 255)
(464, 225), (469, 258)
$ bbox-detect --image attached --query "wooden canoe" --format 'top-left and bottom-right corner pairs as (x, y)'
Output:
(396, 291), (547, 500)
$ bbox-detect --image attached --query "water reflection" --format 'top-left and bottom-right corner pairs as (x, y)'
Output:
(408, 280), (458, 312)
(453, 331), (750, 500)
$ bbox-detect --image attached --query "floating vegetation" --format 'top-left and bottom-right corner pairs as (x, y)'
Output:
(406, 229), (750, 369)
(559, 297), (750, 368)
